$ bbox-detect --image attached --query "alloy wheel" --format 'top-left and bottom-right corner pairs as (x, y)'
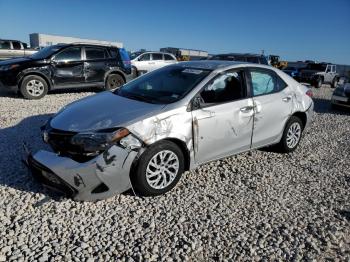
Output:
(26, 80), (45, 97)
(286, 122), (301, 149)
(145, 150), (179, 190)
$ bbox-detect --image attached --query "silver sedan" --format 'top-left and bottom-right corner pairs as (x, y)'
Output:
(28, 61), (314, 201)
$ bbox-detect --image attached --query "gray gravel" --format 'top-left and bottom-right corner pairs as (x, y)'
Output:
(0, 86), (349, 261)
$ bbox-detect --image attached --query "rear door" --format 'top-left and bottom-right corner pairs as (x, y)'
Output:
(51, 46), (84, 87)
(191, 69), (254, 164)
(83, 46), (109, 84)
(247, 68), (293, 148)
(150, 53), (164, 70)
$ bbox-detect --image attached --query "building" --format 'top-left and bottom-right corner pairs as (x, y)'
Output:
(29, 33), (123, 48)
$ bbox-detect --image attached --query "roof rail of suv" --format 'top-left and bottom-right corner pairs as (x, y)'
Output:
(70, 42), (120, 48)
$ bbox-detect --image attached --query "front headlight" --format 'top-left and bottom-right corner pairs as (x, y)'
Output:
(71, 128), (141, 152)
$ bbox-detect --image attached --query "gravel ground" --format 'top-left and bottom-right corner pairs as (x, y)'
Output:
(0, 86), (349, 261)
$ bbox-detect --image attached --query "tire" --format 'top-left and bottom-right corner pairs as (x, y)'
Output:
(133, 140), (185, 196)
(276, 116), (304, 153)
(105, 74), (125, 90)
(132, 66), (138, 78)
(315, 77), (323, 88)
(20, 75), (48, 99)
(331, 77), (338, 88)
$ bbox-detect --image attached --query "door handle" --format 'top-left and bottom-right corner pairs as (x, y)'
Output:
(240, 106), (254, 113)
(282, 96), (292, 102)
(148, 62), (155, 64)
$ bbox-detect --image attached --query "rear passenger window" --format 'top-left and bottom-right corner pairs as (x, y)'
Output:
(249, 69), (287, 96)
(164, 54), (175, 60)
(152, 53), (163, 60)
(12, 41), (22, 50)
(85, 47), (107, 60)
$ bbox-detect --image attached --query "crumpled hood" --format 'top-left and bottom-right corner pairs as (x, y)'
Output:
(0, 57), (31, 65)
(50, 91), (166, 132)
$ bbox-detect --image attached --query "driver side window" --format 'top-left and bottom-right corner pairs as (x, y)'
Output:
(139, 53), (151, 61)
(200, 70), (246, 104)
(54, 47), (81, 62)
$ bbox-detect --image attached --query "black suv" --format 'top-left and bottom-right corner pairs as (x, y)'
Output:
(209, 53), (268, 65)
(0, 43), (132, 99)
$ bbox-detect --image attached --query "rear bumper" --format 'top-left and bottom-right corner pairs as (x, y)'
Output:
(331, 95), (350, 109)
(304, 101), (314, 130)
(27, 145), (138, 201)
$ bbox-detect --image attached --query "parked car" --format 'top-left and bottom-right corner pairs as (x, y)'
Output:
(298, 63), (339, 88)
(130, 51), (177, 77)
(282, 66), (302, 78)
(331, 80), (350, 110)
(209, 53), (268, 65)
(0, 43), (131, 99)
(27, 61), (314, 201)
(0, 39), (38, 60)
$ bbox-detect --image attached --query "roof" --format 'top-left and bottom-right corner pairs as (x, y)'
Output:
(177, 60), (248, 70)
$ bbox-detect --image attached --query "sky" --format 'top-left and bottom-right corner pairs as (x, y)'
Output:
(0, 0), (349, 64)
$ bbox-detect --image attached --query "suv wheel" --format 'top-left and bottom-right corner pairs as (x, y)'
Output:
(315, 77), (323, 88)
(133, 141), (185, 196)
(276, 116), (303, 153)
(132, 66), (138, 78)
(20, 75), (48, 99)
(105, 74), (125, 90)
(331, 77), (338, 88)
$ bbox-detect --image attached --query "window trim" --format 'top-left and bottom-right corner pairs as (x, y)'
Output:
(246, 67), (288, 98)
(52, 46), (83, 62)
(190, 68), (250, 110)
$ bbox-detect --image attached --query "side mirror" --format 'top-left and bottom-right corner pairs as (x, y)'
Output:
(191, 96), (202, 110)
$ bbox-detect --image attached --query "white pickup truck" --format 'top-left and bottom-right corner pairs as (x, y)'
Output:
(0, 39), (37, 60)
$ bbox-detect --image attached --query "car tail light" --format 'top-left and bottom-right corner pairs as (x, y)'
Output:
(306, 89), (313, 98)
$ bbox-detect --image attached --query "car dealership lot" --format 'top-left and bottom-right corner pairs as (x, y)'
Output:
(0, 87), (349, 261)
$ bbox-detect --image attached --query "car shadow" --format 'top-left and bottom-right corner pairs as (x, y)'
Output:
(0, 113), (136, 202)
(312, 97), (350, 116)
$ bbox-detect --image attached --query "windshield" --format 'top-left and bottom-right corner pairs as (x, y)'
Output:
(115, 65), (211, 104)
(130, 51), (144, 60)
(306, 63), (327, 71)
(29, 45), (64, 59)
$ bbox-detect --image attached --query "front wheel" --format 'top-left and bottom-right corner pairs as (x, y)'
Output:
(105, 74), (125, 90)
(133, 141), (185, 196)
(276, 116), (303, 153)
(20, 75), (48, 99)
(331, 77), (338, 88)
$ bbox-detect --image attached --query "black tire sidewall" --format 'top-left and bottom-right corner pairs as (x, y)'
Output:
(106, 74), (125, 90)
(316, 78), (322, 88)
(20, 75), (48, 99)
(133, 141), (185, 196)
(279, 116), (303, 153)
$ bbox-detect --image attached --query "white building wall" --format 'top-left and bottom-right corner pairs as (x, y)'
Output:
(29, 33), (123, 48)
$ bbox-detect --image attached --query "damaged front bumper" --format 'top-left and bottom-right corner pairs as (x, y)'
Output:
(27, 145), (138, 201)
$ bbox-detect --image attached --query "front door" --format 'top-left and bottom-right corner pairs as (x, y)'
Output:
(135, 53), (152, 74)
(247, 68), (294, 148)
(191, 69), (254, 164)
(51, 46), (84, 87)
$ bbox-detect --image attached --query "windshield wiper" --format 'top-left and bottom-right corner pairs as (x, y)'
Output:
(119, 91), (157, 104)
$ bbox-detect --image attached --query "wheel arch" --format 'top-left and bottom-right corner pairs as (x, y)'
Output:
(290, 111), (307, 129)
(104, 69), (126, 84)
(18, 72), (52, 90)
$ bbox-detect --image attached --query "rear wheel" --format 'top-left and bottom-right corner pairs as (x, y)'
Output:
(276, 116), (303, 153)
(331, 77), (338, 88)
(315, 77), (323, 88)
(132, 66), (138, 78)
(20, 75), (48, 99)
(133, 141), (185, 196)
(105, 74), (125, 90)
